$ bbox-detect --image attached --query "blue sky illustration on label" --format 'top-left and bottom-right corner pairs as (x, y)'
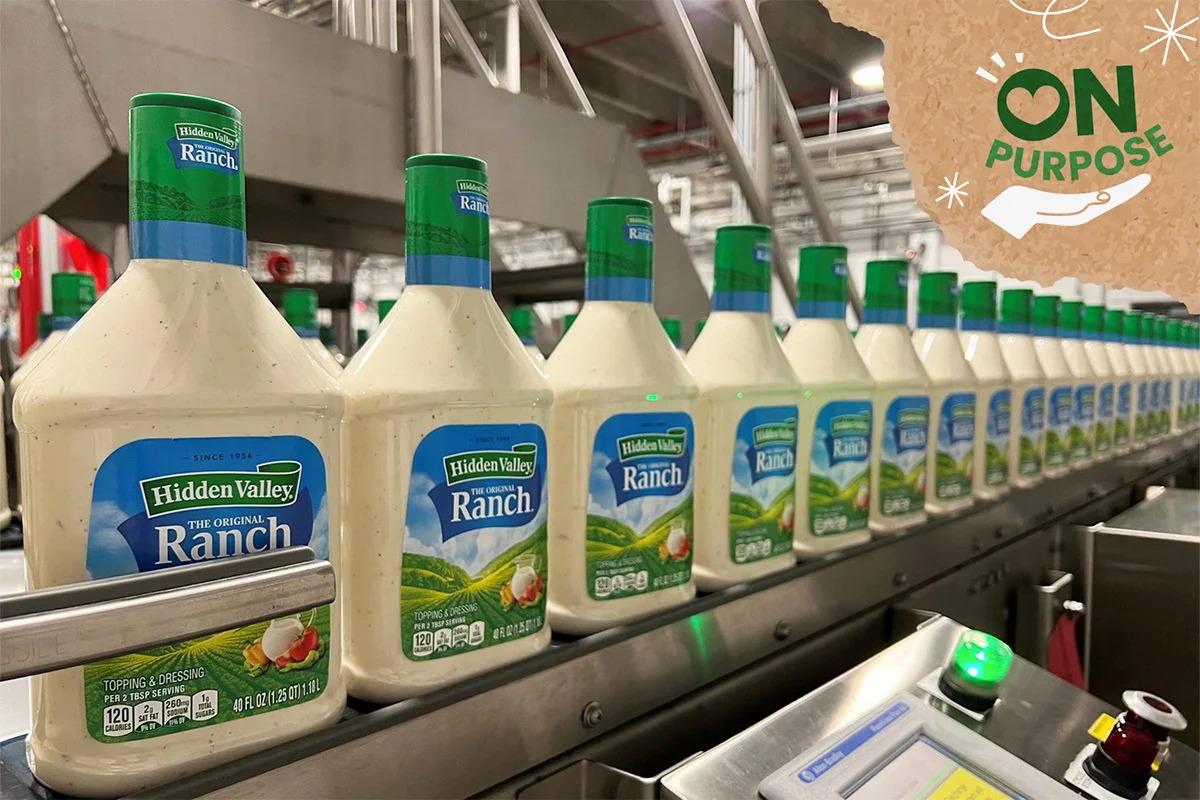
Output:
(814, 400), (871, 474)
(452, 178), (489, 218)
(735, 405), (797, 495)
(1117, 382), (1131, 416)
(987, 390), (1012, 445)
(87, 436), (327, 579)
(406, 425), (546, 569)
(1138, 381), (1150, 414)
(883, 396), (929, 464)
(624, 214), (654, 244)
(590, 411), (693, 527)
(939, 393), (976, 453)
(1049, 386), (1073, 436)
(169, 123), (240, 175)
(1073, 385), (1096, 425)
(1022, 387), (1046, 434)
(1098, 384), (1114, 420)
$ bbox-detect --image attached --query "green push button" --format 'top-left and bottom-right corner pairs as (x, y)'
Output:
(938, 630), (1013, 712)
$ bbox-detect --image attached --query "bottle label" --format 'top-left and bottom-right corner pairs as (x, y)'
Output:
(1069, 384), (1096, 460)
(84, 436), (330, 742)
(879, 396), (929, 517)
(728, 406), (798, 561)
(1094, 383), (1114, 453)
(1136, 380), (1150, 442)
(935, 392), (976, 500)
(1114, 381), (1131, 447)
(1148, 379), (1162, 435)
(586, 412), (694, 600)
(129, 105), (245, 267)
(1161, 379), (1174, 430)
(808, 400), (871, 537)
(401, 424), (548, 660)
(1046, 385), (1072, 467)
(1018, 387), (1045, 476)
(405, 167), (491, 289)
(984, 390), (1011, 487)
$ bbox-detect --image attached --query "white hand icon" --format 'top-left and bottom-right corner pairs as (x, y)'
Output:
(980, 173), (1152, 239)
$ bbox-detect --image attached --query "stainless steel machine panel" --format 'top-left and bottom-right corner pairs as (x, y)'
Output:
(660, 617), (1199, 800)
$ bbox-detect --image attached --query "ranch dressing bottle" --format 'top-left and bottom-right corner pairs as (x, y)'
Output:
(1032, 295), (1072, 477)
(1186, 323), (1200, 430)
(1151, 316), (1173, 437)
(688, 225), (797, 588)
(16, 93), (345, 797)
(508, 305), (547, 368)
(1165, 319), (1189, 433)
(1144, 315), (1168, 440)
(546, 197), (696, 634)
(1058, 301), (1096, 467)
(998, 289), (1045, 486)
(913, 273), (976, 515)
(340, 154), (551, 701)
(1082, 305), (1115, 458)
(11, 272), (97, 392)
(1124, 312), (1153, 447)
(854, 260), (930, 533)
(1103, 309), (1134, 453)
(782, 244), (873, 556)
(959, 282), (1011, 500)
(282, 288), (342, 376)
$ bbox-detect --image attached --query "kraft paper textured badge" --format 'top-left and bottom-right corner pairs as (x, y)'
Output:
(821, 0), (1198, 308)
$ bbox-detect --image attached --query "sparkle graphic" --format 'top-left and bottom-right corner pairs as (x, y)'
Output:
(1141, 0), (1198, 65)
(936, 173), (971, 209)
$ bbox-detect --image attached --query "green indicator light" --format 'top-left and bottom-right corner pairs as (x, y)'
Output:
(12, 267), (21, 281)
(646, 393), (659, 402)
(736, 391), (744, 399)
(951, 630), (1013, 688)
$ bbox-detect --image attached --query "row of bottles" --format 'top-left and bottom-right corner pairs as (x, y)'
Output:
(12, 93), (1199, 797)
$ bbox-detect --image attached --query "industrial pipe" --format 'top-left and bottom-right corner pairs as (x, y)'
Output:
(409, 0), (443, 153)
(652, 0), (796, 302)
(441, 0), (501, 88)
(518, 0), (596, 117)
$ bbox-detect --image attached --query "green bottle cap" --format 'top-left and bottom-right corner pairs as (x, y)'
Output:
(916, 272), (959, 328)
(796, 243), (848, 319)
(51, 272), (96, 319)
(661, 317), (682, 347)
(712, 224), (771, 312)
(1104, 308), (1125, 342)
(1032, 295), (1060, 337)
(128, 93), (245, 267)
(585, 197), (654, 303)
(508, 305), (537, 345)
(863, 259), (909, 324)
(1153, 315), (1167, 343)
(960, 281), (997, 331)
(999, 288), (1033, 333)
(36, 313), (52, 339)
(1167, 319), (1182, 344)
(405, 153), (491, 289)
(1124, 310), (1143, 343)
(356, 328), (369, 348)
(950, 630), (1014, 689)
(1082, 305), (1106, 338)
(695, 318), (707, 338)
(563, 312), (578, 334)
(1059, 300), (1083, 339)
(378, 298), (396, 321)
(282, 288), (318, 334)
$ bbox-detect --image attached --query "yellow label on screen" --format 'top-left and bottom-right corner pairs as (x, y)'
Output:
(927, 768), (1012, 800)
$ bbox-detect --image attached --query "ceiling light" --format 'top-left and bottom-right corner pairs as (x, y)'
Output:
(851, 62), (884, 89)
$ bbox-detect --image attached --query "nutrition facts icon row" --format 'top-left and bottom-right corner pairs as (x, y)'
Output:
(734, 539), (775, 563)
(594, 571), (649, 597)
(102, 690), (218, 736)
(412, 621), (486, 657)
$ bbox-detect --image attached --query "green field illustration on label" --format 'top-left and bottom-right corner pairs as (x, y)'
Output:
(587, 498), (694, 598)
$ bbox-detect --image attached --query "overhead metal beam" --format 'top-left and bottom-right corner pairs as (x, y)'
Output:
(408, 0), (443, 152)
(728, 0), (859, 318)
(441, 0), (501, 89)
(652, 0), (796, 303)
(518, 0), (596, 117)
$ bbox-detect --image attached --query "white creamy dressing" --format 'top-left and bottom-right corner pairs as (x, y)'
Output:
(526, 344), (547, 369)
(855, 323), (931, 533)
(1060, 332), (1097, 468)
(15, 259), (346, 797)
(913, 327), (977, 515)
(1124, 333), (1153, 447)
(782, 318), (874, 556)
(998, 331), (1046, 487)
(1033, 331), (1073, 478)
(545, 301), (697, 634)
(960, 328), (1012, 500)
(687, 311), (798, 589)
(10, 330), (67, 392)
(339, 285), (552, 701)
(1104, 330), (1134, 455)
(1081, 333), (1115, 458)
(303, 337), (343, 377)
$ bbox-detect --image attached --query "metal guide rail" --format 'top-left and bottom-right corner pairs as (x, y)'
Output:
(0, 434), (1196, 799)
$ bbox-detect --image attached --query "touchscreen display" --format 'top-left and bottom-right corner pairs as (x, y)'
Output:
(846, 736), (1019, 800)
